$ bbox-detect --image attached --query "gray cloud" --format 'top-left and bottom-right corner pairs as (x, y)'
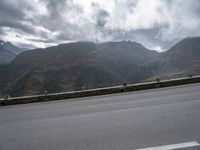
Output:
(0, 0), (200, 50)
(96, 9), (110, 28)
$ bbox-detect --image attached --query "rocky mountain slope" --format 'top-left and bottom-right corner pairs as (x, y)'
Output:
(0, 37), (199, 97)
(143, 37), (200, 79)
(0, 41), (157, 97)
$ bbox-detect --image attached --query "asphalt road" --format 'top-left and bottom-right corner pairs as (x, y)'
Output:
(0, 83), (200, 150)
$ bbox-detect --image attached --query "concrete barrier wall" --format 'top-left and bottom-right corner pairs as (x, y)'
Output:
(1, 76), (200, 106)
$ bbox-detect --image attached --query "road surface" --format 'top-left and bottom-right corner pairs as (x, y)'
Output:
(0, 83), (200, 150)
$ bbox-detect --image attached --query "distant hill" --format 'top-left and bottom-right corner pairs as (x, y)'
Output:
(0, 37), (199, 97)
(0, 40), (24, 65)
(0, 47), (16, 65)
(143, 37), (200, 79)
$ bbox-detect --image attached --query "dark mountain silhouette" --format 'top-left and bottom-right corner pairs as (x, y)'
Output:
(0, 37), (199, 97)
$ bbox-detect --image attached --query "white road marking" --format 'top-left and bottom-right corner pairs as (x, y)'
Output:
(136, 141), (200, 150)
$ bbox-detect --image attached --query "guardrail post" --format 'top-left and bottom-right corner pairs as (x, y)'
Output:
(187, 74), (193, 78)
(4, 95), (10, 101)
(156, 78), (160, 83)
(44, 91), (48, 96)
(121, 83), (127, 92)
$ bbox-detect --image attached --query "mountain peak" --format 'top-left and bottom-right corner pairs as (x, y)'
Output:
(1, 42), (23, 55)
(0, 40), (26, 65)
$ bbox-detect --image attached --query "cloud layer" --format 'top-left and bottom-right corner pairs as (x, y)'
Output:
(0, 0), (200, 51)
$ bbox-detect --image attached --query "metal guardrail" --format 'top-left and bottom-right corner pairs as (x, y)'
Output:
(1, 75), (200, 106)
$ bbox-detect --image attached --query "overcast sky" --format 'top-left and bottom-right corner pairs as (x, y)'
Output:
(0, 0), (200, 51)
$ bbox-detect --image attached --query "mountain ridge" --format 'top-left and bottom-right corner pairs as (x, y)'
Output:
(0, 40), (24, 65)
(0, 37), (199, 97)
